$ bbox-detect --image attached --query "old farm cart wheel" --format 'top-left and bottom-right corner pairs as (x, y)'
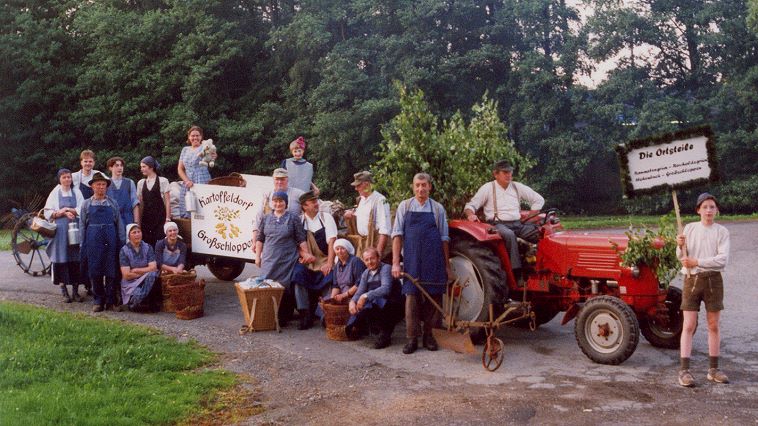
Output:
(481, 333), (505, 371)
(12, 212), (51, 276)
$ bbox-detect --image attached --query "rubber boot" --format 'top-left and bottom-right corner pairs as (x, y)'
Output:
(60, 285), (72, 303)
(298, 309), (313, 330)
(402, 338), (418, 354)
(71, 285), (83, 303)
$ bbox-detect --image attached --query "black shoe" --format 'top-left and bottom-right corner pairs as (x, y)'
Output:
(61, 286), (72, 303)
(71, 291), (83, 303)
(402, 338), (418, 354)
(297, 310), (313, 330)
(92, 305), (104, 313)
(374, 333), (392, 349)
(423, 334), (438, 351)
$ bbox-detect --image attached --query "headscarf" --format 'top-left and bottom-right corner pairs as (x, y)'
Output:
(271, 191), (288, 206)
(164, 221), (179, 234)
(333, 238), (355, 256)
(140, 156), (160, 172)
(125, 223), (141, 237)
(289, 136), (306, 151)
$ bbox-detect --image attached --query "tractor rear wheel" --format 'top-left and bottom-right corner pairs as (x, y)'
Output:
(575, 295), (639, 365)
(449, 238), (509, 342)
(640, 287), (683, 349)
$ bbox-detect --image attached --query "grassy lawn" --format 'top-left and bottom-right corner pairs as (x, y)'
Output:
(0, 229), (10, 251)
(0, 302), (249, 425)
(560, 213), (758, 230)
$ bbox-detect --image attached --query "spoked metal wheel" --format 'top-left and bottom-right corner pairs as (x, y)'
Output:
(12, 213), (51, 276)
(482, 335), (505, 371)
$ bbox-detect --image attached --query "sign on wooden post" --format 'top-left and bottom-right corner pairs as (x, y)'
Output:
(616, 126), (719, 276)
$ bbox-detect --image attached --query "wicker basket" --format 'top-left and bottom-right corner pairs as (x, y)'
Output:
(208, 173), (246, 187)
(319, 300), (353, 341)
(160, 271), (197, 313)
(235, 282), (284, 333)
(169, 279), (206, 320)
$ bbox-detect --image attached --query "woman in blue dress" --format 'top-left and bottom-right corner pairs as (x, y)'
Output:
(119, 223), (159, 311)
(177, 125), (213, 218)
(155, 221), (187, 274)
(44, 169), (85, 302)
(254, 191), (315, 325)
(106, 156), (139, 237)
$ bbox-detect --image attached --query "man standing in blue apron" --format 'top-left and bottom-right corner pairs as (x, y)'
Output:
(73, 149), (101, 295)
(79, 172), (125, 312)
(391, 173), (451, 354)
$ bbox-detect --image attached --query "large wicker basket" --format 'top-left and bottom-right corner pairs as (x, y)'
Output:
(160, 271), (197, 313)
(235, 282), (284, 333)
(208, 173), (246, 187)
(319, 300), (353, 341)
(169, 279), (206, 320)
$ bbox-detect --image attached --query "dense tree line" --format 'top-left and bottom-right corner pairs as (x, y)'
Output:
(2, 0), (756, 216)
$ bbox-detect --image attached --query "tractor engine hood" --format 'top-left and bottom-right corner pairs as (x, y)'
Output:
(538, 232), (629, 279)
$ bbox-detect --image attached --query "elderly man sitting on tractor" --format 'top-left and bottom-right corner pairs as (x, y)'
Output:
(463, 160), (544, 283)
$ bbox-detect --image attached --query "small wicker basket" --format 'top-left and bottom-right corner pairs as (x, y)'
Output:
(160, 271), (197, 313)
(319, 300), (353, 341)
(169, 279), (206, 320)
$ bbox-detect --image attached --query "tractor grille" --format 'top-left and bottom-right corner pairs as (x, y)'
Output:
(575, 252), (619, 274)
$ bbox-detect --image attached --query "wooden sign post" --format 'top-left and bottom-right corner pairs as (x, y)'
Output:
(616, 127), (719, 276)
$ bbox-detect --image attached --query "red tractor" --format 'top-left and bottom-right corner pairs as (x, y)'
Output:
(447, 209), (683, 365)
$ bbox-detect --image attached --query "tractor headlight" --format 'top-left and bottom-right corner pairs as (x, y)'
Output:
(631, 265), (640, 278)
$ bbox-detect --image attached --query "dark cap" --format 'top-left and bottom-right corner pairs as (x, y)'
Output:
(89, 171), (111, 187)
(351, 171), (373, 186)
(493, 160), (514, 172)
(299, 190), (318, 205)
(695, 192), (719, 211)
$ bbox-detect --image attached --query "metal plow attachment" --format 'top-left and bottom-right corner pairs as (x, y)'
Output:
(432, 328), (476, 354)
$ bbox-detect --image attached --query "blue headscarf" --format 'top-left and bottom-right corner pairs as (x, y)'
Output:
(271, 191), (288, 206)
(140, 156), (160, 172)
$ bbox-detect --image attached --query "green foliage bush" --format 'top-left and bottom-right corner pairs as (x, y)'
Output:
(373, 85), (533, 217)
(613, 214), (680, 288)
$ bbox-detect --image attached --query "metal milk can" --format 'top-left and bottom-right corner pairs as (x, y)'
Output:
(67, 222), (81, 246)
(184, 189), (198, 213)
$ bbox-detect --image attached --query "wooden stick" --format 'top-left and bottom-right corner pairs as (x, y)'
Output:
(672, 190), (690, 278)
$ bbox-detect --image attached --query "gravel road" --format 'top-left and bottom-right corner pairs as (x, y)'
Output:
(2, 222), (757, 425)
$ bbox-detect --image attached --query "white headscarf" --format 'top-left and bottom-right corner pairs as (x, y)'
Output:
(125, 223), (140, 237)
(164, 221), (179, 234)
(333, 238), (355, 256)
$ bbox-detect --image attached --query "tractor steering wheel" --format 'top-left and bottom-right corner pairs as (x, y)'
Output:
(541, 208), (559, 226)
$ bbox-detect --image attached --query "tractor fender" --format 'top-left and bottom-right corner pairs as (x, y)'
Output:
(448, 219), (503, 242)
(561, 302), (585, 325)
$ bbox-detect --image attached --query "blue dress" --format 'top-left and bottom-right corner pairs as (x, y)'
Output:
(179, 145), (212, 218)
(119, 241), (158, 308)
(47, 190), (81, 285)
(257, 212), (306, 288)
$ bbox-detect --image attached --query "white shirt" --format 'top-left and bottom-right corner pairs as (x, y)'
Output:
(302, 211), (338, 241)
(676, 221), (730, 274)
(464, 181), (544, 221)
(137, 176), (170, 194)
(355, 191), (391, 236)
(72, 169), (101, 189)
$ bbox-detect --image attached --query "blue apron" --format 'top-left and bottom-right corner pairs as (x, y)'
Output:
(346, 270), (390, 328)
(47, 190), (80, 264)
(260, 213), (301, 288)
(121, 241), (157, 307)
(108, 179), (134, 234)
(83, 203), (118, 278)
(401, 202), (447, 295)
(160, 239), (182, 267)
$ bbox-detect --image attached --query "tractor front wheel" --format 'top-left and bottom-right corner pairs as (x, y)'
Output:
(640, 287), (683, 349)
(575, 296), (640, 365)
(207, 257), (246, 281)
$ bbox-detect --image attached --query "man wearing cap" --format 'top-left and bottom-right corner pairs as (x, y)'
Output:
(252, 168), (305, 248)
(343, 171), (391, 258)
(391, 172), (451, 354)
(79, 172), (125, 312)
(676, 193), (730, 387)
(291, 190), (338, 329)
(463, 160), (544, 281)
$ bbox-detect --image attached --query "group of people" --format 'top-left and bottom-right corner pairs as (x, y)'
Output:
(43, 130), (731, 379)
(44, 125), (212, 311)
(252, 157), (547, 354)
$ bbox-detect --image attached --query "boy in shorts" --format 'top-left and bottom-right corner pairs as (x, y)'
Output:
(676, 193), (730, 387)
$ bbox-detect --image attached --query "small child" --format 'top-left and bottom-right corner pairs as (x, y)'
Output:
(676, 192), (730, 387)
(281, 136), (318, 193)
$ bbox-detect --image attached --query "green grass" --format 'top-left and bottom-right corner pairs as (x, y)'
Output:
(0, 302), (236, 425)
(560, 213), (758, 230)
(0, 229), (10, 251)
